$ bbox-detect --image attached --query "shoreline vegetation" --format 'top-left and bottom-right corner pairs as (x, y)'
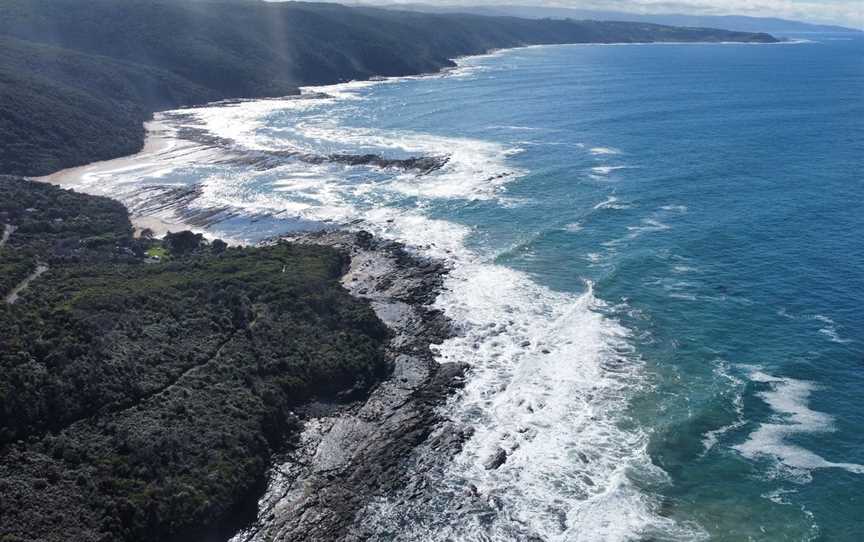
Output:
(0, 176), (456, 541)
(0, 0), (778, 178)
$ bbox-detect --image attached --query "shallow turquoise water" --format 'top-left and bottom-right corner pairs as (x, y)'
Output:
(85, 35), (863, 541)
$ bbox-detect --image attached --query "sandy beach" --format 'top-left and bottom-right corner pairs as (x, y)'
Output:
(35, 119), (190, 237)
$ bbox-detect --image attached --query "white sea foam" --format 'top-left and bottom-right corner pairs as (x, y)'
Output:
(302, 79), (384, 100)
(365, 263), (702, 541)
(182, 98), (525, 202)
(593, 196), (631, 210)
(701, 361), (746, 453)
(56, 137), (211, 200)
(177, 98), (322, 151)
(276, 171), (319, 178)
(590, 147), (621, 155)
(295, 121), (518, 178)
(660, 205), (688, 213)
(777, 307), (795, 319)
(776, 311), (852, 344)
(735, 371), (864, 476)
(591, 165), (630, 175)
(626, 218), (671, 239)
(813, 315), (852, 344)
(817, 327), (851, 344)
(272, 177), (329, 191)
(645, 277), (699, 300)
(487, 124), (546, 132)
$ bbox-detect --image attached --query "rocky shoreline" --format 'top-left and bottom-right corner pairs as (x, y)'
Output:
(30, 129), (476, 539)
(231, 229), (468, 541)
(2, 175), (477, 542)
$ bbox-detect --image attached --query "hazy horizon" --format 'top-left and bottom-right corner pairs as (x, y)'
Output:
(329, 0), (863, 29)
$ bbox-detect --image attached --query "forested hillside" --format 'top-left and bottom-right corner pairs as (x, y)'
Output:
(0, 176), (389, 542)
(0, 0), (777, 177)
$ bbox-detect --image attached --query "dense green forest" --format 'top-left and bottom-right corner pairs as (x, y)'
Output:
(0, 0), (777, 176)
(0, 177), (388, 542)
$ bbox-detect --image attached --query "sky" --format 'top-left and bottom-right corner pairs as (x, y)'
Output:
(349, 0), (864, 28)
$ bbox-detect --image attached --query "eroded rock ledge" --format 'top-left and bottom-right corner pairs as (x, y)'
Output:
(233, 230), (469, 542)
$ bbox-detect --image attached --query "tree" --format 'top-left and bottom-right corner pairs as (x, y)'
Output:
(164, 231), (205, 255)
(211, 239), (228, 254)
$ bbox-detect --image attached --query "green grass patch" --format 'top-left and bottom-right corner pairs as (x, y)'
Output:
(146, 246), (167, 259)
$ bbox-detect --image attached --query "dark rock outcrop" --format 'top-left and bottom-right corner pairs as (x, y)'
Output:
(484, 448), (508, 471)
(232, 230), (465, 542)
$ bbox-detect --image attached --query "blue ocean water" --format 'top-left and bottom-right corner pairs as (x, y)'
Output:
(75, 35), (863, 540)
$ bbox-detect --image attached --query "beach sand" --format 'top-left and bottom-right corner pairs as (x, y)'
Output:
(35, 119), (188, 237)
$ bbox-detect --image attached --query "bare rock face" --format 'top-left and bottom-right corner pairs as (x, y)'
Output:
(233, 231), (468, 542)
(483, 448), (508, 471)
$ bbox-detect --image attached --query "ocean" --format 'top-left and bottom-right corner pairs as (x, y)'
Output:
(62, 35), (863, 541)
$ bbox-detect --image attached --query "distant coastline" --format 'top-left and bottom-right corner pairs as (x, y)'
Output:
(0, 0), (778, 179)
